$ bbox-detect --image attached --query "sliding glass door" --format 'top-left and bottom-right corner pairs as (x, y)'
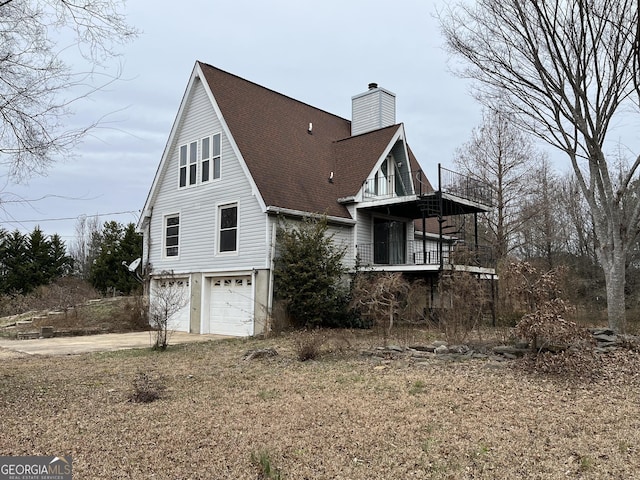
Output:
(373, 218), (406, 264)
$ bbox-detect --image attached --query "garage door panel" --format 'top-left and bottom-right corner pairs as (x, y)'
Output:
(151, 278), (190, 333)
(210, 276), (253, 336)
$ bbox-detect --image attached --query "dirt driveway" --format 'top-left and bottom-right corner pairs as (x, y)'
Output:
(0, 331), (228, 358)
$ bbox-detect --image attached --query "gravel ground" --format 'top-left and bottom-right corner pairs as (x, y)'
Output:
(1, 330), (639, 479)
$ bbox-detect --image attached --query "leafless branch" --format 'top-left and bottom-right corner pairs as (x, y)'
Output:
(0, 0), (138, 182)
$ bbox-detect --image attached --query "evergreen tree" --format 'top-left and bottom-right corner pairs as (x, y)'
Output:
(0, 228), (74, 294)
(274, 216), (348, 328)
(0, 228), (7, 286)
(89, 221), (142, 295)
(118, 223), (143, 292)
(2, 230), (28, 294)
(26, 226), (51, 288)
(49, 234), (73, 279)
(90, 221), (123, 294)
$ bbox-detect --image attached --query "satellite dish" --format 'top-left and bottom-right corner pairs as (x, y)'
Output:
(127, 257), (141, 272)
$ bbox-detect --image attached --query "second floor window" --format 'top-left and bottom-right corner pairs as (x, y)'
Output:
(212, 133), (221, 180)
(188, 141), (197, 185)
(165, 215), (180, 257)
(179, 134), (221, 188)
(201, 136), (210, 182)
(179, 145), (187, 187)
(219, 204), (237, 253)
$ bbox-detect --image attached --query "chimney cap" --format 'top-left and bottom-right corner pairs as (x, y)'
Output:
(368, 82), (378, 90)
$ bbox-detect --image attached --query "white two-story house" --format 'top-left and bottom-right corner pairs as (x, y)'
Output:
(137, 61), (494, 337)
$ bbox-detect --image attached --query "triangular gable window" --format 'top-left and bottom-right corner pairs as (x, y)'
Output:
(365, 151), (411, 199)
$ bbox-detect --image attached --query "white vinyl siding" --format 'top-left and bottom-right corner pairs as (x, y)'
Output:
(327, 223), (354, 270)
(351, 87), (396, 136)
(148, 79), (268, 273)
(268, 216), (355, 270)
(356, 211), (374, 248)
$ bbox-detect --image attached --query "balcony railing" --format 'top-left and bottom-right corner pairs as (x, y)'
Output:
(439, 166), (493, 206)
(362, 170), (415, 199)
(362, 167), (492, 207)
(357, 241), (494, 269)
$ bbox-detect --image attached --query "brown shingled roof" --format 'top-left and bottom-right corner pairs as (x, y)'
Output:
(198, 62), (406, 219)
(331, 125), (402, 200)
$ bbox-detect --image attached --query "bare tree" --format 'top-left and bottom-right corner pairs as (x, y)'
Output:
(70, 214), (102, 279)
(558, 174), (597, 263)
(440, 0), (640, 332)
(350, 272), (409, 344)
(454, 107), (539, 260)
(517, 157), (570, 268)
(436, 270), (490, 344)
(148, 272), (188, 350)
(0, 0), (138, 181)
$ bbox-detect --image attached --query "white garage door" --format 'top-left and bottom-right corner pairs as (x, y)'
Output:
(209, 276), (253, 336)
(151, 278), (190, 333)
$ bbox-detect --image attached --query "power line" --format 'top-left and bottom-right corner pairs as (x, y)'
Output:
(0, 210), (141, 224)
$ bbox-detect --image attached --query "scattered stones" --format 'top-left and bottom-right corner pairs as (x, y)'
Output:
(492, 345), (529, 357)
(408, 345), (433, 352)
(593, 334), (617, 344)
(448, 345), (470, 354)
(587, 328), (640, 353)
(362, 341), (526, 362)
(360, 329), (640, 364)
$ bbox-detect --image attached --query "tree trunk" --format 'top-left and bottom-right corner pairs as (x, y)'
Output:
(601, 248), (627, 333)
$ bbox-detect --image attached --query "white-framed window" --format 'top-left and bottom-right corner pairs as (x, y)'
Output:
(164, 214), (180, 257)
(180, 134), (221, 187)
(179, 141), (198, 188)
(212, 133), (221, 180)
(188, 141), (197, 185)
(179, 145), (188, 187)
(218, 203), (238, 253)
(201, 136), (210, 183)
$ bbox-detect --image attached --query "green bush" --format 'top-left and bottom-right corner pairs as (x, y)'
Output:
(274, 216), (350, 328)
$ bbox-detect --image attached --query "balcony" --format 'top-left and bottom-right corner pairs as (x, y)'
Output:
(356, 241), (494, 270)
(360, 166), (492, 221)
(363, 169), (417, 200)
(438, 166), (493, 207)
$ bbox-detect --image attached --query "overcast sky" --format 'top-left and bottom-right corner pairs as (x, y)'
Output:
(1, 0), (487, 243)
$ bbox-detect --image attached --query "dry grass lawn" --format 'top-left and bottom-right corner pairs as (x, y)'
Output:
(1, 329), (640, 479)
